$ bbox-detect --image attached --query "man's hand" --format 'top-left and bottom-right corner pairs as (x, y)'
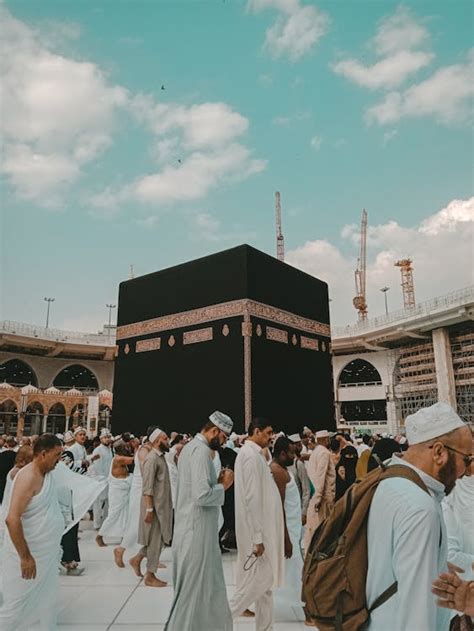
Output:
(82, 459), (90, 469)
(218, 468), (234, 490)
(91, 454), (101, 462)
(284, 538), (293, 559)
(21, 554), (36, 580)
(144, 510), (154, 524)
(432, 571), (474, 616)
(338, 465), (346, 481)
(253, 543), (265, 557)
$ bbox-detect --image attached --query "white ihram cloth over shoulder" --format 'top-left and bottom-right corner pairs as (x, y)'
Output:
(234, 441), (284, 589)
(98, 462), (131, 543)
(366, 455), (450, 631)
(275, 471), (304, 607)
(121, 449), (144, 554)
(0, 469), (64, 631)
(165, 434), (232, 631)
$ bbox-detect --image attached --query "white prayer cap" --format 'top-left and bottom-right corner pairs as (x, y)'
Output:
(288, 433), (302, 443)
(149, 427), (164, 443)
(230, 432), (239, 441)
(302, 426), (312, 435)
(315, 430), (330, 439)
(100, 428), (111, 437)
(64, 431), (74, 443)
(209, 411), (233, 435)
(405, 402), (466, 445)
(74, 426), (86, 435)
(56, 433), (64, 441)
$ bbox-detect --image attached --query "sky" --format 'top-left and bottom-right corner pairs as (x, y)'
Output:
(1, 0), (473, 331)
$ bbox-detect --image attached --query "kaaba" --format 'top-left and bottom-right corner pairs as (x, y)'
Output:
(112, 245), (335, 436)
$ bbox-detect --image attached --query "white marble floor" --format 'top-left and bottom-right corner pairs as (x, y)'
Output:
(57, 519), (307, 630)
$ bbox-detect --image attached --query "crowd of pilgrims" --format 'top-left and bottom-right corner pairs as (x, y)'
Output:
(0, 403), (472, 630)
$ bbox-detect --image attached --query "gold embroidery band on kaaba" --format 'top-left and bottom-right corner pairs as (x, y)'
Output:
(116, 298), (331, 341)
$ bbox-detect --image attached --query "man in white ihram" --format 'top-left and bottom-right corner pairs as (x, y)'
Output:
(230, 417), (284, 631)
(366, 402), (472, 631)
(89, 428), (113, 529)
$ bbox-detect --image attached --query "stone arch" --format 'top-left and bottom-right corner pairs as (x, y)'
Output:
(338, 358), (382, 387)
(0, 358), (38, 387)
(0, 398), (18, 434)
(53, 364), (99, 391)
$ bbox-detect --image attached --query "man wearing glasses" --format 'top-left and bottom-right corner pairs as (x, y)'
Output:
(365, 402), (472, 631)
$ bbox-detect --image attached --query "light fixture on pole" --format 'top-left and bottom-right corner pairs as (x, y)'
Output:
(106, 304), (116, 336)
(44, 297), (55, 328)
(380, 287), (390, 315)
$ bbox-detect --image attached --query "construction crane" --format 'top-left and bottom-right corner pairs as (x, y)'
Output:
(395, 258), (416, 309)
(275, 191), (285, 262)
(353, 209), (368, 321)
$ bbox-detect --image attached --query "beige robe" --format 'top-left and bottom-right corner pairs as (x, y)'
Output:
(304, 443), (335, 550)
(138, 449), (173, 572)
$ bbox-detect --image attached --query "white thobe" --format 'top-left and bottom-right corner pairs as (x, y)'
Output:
(89, 444), (113, 528)
(230, 441), (284, 631)
(165, 434), (232, 631)
(366, 455), (450, 631)
(442, 475), (474, 579)
(0, 471), (64, 631)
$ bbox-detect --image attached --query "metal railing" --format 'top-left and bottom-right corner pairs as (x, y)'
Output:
(0, 320), (116, 346)
(333, 286), (474, 339)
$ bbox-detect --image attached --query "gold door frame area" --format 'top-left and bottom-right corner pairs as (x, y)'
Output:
(116, 299), (331, 429)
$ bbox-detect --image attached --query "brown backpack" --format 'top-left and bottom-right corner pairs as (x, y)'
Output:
(302, 463), (429, 631)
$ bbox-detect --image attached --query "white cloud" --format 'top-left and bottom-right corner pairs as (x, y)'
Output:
(332, 7), (432, 90)
(133, 144), (266, 204)
(367, 51), (474, 125)
(286, 197), (474, 326)
(0, 7), (127, 203)
(90, 98), (266, 209)
(249, 0), (329, 61)
(373, 6), (429, 56)
(130, 97), (248, 149)
(332, 50), (433, 90)
(310, 135), (322, 150)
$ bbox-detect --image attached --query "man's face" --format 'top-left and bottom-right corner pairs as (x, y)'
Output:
(436, 428), (473, 494)
(294, 441), (303, 457)
(255, 426), (273, 449)
(209, 428), (227, 451)
(39, 446), (63, 472)
(100, 436), (110, 446)
(75, 431), (86, 445)
(158, 434), (170, 453)
(281, 445), (296, 468)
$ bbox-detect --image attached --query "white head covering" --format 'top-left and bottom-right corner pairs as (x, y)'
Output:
(149, 427), (164, 443)
(288, 433), (301, 443)
(405, 402), (466, 445)
(209, 411), (233, 435)
(73, 426), (85, 436)
(64, 431), (74, 443)
(315, 430), (330, 439)
(100, 428), (111, 438)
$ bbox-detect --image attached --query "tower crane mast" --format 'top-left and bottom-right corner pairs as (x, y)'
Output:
(353, 209), (368, 321)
